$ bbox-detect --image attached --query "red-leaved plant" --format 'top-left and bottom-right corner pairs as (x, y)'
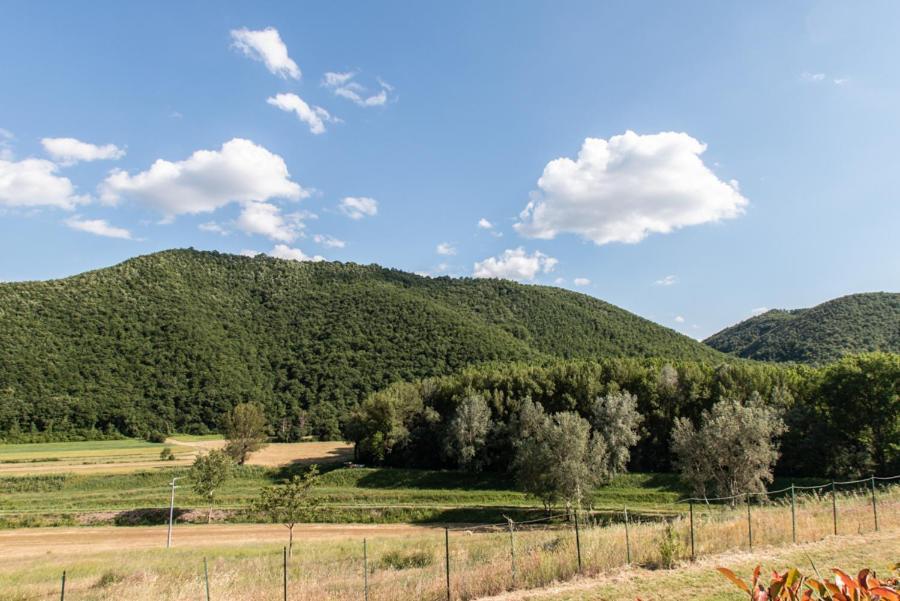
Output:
(716, 564), (899, 601)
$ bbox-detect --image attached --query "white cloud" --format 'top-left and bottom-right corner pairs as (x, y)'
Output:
(655, 274), (678, 286)
(0, 128), (14, 160)
(322, 71), (391, 107)
(267, 93), (337, 135)
(0, 158), (87, 209)
(41, 137), (125, 165)
(515, 131), (748, 245)
(65, 216), (133, 239)
(240, 249), (262, 257)
(235, 201), (304, 242)
(436, 242), (457, 256)
(313, 234), (346, 248)
(199, 221), (228, 235)
(473, 247), (558, 281)
(750, 307), (769, 316)
(270, 244), (325, 262)
(100, 138), (305, 218)
(477, 218), (494, 229)
(339, 196), (378, 219)
(573, 277), (591, 286)
(801, 72), (848, 86)
(230, 27), (300, 79)
(674, 315), (685, 323)
(554, 277), (566, 285)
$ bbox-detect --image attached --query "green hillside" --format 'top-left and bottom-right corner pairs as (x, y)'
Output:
(0, 249), (722, 440)
(705, 292), (900, 363)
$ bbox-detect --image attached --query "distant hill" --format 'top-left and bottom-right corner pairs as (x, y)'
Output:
(0, 249), (722, 437)
(705, 292), (900, 363)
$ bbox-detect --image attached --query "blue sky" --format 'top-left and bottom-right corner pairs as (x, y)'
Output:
(1, 1), (898, 338)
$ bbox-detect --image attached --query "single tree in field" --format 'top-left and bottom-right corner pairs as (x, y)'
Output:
(190, 449), (233, 523)
(224, 403), (268, 465)
(255, 465), (321, 557)
(671, 393), (787, 504)
(445, 393), (492, 471)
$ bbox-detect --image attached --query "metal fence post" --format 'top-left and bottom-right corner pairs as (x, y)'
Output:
(870, 476), (879, 532)
(506, 517), (516, 588)
(746, 497), (753, 551)
(574, 508), (582, 573)
(444, 527), (451, 601)
(204, 557), (211, 601)
(790, 483), (797, 544)
(831, 481), (837, 536)
(689, 501), (695, 562)
(624, 507), (631, 565)
(363, 538), (369, 601)
(60, 570), (66, 601)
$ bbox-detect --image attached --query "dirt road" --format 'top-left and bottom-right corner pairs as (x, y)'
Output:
(0, 522), (438, 559)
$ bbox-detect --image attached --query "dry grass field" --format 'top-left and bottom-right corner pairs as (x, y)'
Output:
(0, 438), (353, 476)
(1, 488), (896, 601)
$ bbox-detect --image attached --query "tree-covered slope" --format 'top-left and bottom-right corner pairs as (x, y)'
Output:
(705, 292), (900, 363)
(0, 249), (722, 438)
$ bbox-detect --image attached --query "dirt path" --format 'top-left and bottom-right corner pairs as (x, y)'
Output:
(0, 522), (438, 559)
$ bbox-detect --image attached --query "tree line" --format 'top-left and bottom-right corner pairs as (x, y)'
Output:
(347, 353), (899, 479)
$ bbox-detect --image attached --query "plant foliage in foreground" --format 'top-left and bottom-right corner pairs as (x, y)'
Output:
(717, 563), (899, 600)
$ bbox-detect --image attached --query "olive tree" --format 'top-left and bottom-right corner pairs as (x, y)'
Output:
(671, 393), (786, 504)
(445, 394), (492, 471)
(190, 449), (233, 523)
(589, 390), (642, 474)
(512, 399), (607, 511)
(256, 465), (321, 557)
(224, 403), (268, 465)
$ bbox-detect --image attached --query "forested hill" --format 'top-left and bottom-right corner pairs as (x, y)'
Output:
(705, 292), (900, 363)
(0, 249), (722, 439)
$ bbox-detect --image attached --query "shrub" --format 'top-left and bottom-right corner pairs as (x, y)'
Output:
(378, 549), (433, 570)
(93, 570), (126, 588)
(159, 447), (175, 461)
(655, 522), (683, 569)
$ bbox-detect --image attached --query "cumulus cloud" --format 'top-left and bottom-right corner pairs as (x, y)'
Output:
(270, 244), (325, 262)
(267, 93), (337, 135)
(573, 277), (591, 286)
(322, 71), (391, 107)
(235, 201), (304, 242)
(515, 131), (748, 245)
(65, 216), (133, 239)
(339, 196), (378, 219)
(436, 242), (457, 256)
(313, 234), (346, 248)
(655, 274), (677, 286)
(477, 218), (494, 229)
(0, 158), (87, 209)
(41, 137), (125, 165)
(100, 138), (305, 218)
(674, 315), (686, 323)
(473, 247), (557, 281)
(230, 27), (300, 79)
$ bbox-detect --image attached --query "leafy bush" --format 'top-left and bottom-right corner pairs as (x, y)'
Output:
(159, 447), (175, 461)
(655, 522), (683, 569)
(378, 549), (433, 570)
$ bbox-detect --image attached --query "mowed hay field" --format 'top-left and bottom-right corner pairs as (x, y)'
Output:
(0, 437), (353, 475)
(1, 490), (897, 601)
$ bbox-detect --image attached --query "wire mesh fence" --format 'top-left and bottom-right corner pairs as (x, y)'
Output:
(12, 476), (900, 601)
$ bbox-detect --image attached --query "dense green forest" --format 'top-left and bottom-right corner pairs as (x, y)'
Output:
(705, 292), (900, 363)
(347, 353), (900, 477)
(0, 249), (722, 441)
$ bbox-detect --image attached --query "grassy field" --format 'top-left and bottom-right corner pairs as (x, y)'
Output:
(1, 491), (896, 601)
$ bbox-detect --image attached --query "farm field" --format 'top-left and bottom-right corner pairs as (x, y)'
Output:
(1, 491), (896, 601)
(0, 437), (353, 475)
